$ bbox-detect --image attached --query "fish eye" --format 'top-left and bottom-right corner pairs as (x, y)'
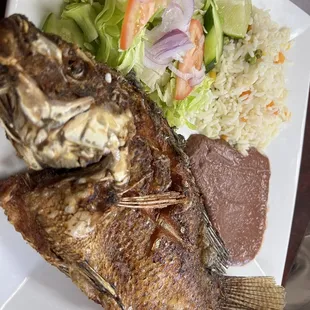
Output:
(67, 58), (87, 80)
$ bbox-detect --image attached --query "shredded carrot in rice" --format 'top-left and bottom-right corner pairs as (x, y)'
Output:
(267, 101), (275, 108)
(274, 52), (285, 64)
(240, 90), (251, 97)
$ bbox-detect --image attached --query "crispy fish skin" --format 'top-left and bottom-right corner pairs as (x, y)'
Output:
(0, 15), (284, 309)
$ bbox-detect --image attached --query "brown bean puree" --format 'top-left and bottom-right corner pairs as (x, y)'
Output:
(185, 134), (270, 266)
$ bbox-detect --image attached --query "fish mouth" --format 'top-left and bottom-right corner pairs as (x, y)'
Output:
(0, 79), (39, 169)
(0, 67), (134, 178)
(0, 80), (21, 143)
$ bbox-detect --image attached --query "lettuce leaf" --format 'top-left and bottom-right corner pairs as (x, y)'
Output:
(42, 13), (85, 48)
(64, 0), (105, 5)
(59, 0), (127, 67)
(95, 0), (124, 66)
(151, 76), (214, 128)
(58, 0), (162, 84)
(117, 30), (145, 74)
(62, 3), (99, 42)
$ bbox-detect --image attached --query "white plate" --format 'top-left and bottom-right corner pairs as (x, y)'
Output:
(1, 0), (310, 309)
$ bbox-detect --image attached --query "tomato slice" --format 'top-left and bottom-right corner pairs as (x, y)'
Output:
(120, 0), (167, 50)
(175, 19), (204, 101)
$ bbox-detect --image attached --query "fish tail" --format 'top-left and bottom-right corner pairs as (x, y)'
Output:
(218, 276), (285, 309)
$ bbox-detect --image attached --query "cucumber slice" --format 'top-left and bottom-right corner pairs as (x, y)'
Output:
(203, 2), (223, 72)
(43, 13), (85, 48)
(205, 59), (217, 73)
(204, 4), (214, 33)
(212, 2), (223, 62)
(204, 26), (217, 71)
(204, 0), (212, 12)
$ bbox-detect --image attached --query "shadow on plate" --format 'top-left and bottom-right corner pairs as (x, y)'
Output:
(0, 129), (26, 180)
(0, 210), (39, 270)
(2, 261), (102, 310)
(0, 210), (100, 309)
(28, 262), (102, 309)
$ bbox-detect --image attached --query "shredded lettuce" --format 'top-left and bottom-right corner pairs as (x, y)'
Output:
(152, 76), (214, 128)
(117, 31), (145, 75)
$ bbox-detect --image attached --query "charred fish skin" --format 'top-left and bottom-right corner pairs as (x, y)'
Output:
(0, 14), (285, 309)
(0, 14), (223, 308)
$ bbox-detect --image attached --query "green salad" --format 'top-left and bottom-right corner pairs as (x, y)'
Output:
(43, 0), (251, 128)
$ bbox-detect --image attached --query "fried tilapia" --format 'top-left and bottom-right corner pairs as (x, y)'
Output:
(0, 15), (285, 309)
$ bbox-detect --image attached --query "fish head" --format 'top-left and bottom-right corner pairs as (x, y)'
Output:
(0, 14), (98, 97)
(0, 14), (134, 171)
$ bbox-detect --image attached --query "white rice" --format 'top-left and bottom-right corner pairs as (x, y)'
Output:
(195, 7), (291, 154)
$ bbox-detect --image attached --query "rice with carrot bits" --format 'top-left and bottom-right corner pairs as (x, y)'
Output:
(195, 7), (291, 155)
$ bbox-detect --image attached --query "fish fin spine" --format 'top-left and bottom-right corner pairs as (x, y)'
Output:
(203, 211), (229, 273)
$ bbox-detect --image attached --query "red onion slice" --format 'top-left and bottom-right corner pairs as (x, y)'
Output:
(189, 66), (206, 86)
(144, 54), (168, 71)
(179, 0), (194, 29)
(142, 0), (205, 89)
(169, 64), (206, 87)
(145, 29), (193, 70)
(145, 48), (171, 66)
(168, 64), (193, 81)
(150, 29), (193, 59)
(147, 0), (194, 42)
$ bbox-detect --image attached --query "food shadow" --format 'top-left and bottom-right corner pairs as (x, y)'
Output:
(28, 262), (102, 309)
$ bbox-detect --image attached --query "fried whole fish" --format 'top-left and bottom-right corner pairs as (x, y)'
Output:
(0, 15), (285, 309)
